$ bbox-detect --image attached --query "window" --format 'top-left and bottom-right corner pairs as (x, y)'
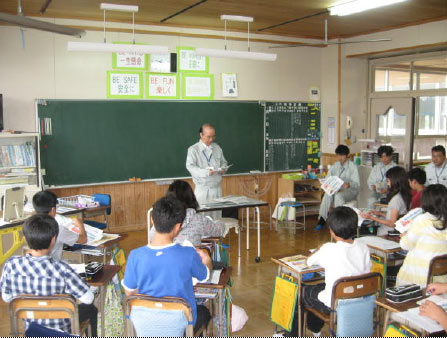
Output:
(373, 56), (447, 93)
(370, 52), (447, 164)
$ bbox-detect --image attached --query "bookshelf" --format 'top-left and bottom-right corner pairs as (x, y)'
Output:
(277, 178), (322, 216)
(0, 133), (40, 198)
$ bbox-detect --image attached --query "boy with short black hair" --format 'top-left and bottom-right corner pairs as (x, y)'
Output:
(408, 167), (426, 209)
(32, 190), (87, 260)
(123, 197), (212, 333)
(0, 214), (98, 335)
(301, 207), (371, 336)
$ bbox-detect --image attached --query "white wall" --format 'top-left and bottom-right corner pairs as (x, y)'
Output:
(0, 21), (322, 132)
(1, 18), (446, 155)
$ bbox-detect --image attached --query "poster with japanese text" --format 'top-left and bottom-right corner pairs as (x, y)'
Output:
(182, 73), (214, 100)
(146, 73), (179, 99)
(107, 71), (144, 99)
(111, 43), (148, 70)
(221, 73), (238, 97)
(177, 46), (209, 73)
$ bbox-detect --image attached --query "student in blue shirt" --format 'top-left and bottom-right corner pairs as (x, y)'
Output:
(123, 197), (212, 333)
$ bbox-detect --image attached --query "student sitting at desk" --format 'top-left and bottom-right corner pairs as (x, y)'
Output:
(0, 214), (98, 335)
(396, 184), (447, 288)
(123, 197), (212, 333)
(408, 167), (426, 209)
(366, 145), (397, 209)
(33, 191), (87, 261)
(281, 207), (371, 337)
(419, 283), (447, 333)
(362, 166), (412, 236)
(149, 180), (228, 246)
(315, 145), (360, 231)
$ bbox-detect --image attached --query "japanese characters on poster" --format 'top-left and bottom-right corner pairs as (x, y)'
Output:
(147, 73), (179, 99)
(221, 73), (238, 97)
(177, 47), (209, 73)
(182, 74), (214, 100)
(107, 71), (144, 99)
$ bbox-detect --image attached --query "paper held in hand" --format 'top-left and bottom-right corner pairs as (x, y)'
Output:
(395, 208), (424, 233)
(320, 176), (344, 196)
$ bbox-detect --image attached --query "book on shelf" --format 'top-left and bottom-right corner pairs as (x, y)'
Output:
(279, 254), (322, 272)
(0, 143), (35, 168)
(0, 176), (29, 185)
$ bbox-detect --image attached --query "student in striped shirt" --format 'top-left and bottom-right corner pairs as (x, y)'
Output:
(396, 184), (447, 287)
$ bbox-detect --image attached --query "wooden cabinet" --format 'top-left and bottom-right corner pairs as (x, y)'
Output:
(277, 178), (322, 216)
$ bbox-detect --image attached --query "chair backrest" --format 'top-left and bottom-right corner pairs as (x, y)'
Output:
(9, 294), (80, 335)
(427, 254), (447, 286)
(331, 272), (382, 336)
(123, 294), (194, 337)
(92, 193), (111, 214)
(332, 272), (382, 303)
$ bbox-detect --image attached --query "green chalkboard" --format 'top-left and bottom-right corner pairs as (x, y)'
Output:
(264, 102), (321, 171)
(38, 100), (264, 186)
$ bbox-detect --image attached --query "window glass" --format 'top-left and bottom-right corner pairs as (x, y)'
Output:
(418, 96), (447, 136)
(377, 107), (406, 137)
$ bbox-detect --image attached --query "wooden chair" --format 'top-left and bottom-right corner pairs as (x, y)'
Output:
(9, 294), (90, 336)
(123, 294), (208, 337)
(427, 254), (447, 285)
(303, 272), (382, 336)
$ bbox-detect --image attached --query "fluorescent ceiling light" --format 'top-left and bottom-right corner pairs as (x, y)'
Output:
(67, 41), (168, 54)
(0, 12), (85, 37)
(100, 3), (139, 12)
(195, 48), (276, 61)
(220, 15), (253, 22)
(329, 0), (408, 16)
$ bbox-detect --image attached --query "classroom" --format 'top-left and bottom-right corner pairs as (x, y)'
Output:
(0, 0), (446, 336)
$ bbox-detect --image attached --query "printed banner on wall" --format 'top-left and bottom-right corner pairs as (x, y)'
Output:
(107, 71), (144, 99)
(146, 73), (179, 99)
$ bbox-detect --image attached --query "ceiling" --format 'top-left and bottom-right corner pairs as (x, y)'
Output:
(0, 0), (446, 40)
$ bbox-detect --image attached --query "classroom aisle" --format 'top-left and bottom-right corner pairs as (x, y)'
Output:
(0, 216), (331, 336)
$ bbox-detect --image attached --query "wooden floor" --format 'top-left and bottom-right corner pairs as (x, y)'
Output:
(0, 216), (332, 336)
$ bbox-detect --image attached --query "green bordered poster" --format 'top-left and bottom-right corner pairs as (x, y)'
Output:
(146, 73), (179, 99)
(270, 276), (298, 332)
(177, 46), (209, 73)
(182, 73), (214, 100)
(111, 42), (149, 70)
(106, 71), (144, 99)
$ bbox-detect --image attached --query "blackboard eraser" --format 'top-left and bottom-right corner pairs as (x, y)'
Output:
(250, 170), (262, 174)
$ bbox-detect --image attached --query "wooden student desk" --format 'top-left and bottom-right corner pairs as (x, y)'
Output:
(271, 252), (325, 337)
(88, 264), (121, 337)
(196, 266), (233, 337)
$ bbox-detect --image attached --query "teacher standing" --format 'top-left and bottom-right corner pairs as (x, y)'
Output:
(186, 123), (228, 219)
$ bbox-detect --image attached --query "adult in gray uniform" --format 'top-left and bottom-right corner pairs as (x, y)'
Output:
(186, 123), (228, 219)
(426, 145), (447, 188)
(366, 145), (397, 209)
(315, 145), (360, 230)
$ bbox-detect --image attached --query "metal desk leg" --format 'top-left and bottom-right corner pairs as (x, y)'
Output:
(382, 309), (390, 336)
(218, 288), (223, 337)
(298, 276), (303, 337)
(100, 283), (106, 337)
(255, 206), (261, 263)
(246, 207), (250, 250)
(238, 222), (241, 257)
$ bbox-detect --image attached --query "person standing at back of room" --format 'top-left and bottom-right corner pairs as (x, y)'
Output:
(186, 123), (228, 219)
(426, 145), (447, 188)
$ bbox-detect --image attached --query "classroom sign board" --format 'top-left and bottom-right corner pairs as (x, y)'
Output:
(37, 100), (320, 187)
(264, 102), (321, 171)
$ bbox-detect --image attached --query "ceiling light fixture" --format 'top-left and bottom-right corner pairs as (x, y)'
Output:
(194, 15), (277, 62)
(329, 0), (409, 16)
(67, 3), (168, 54)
